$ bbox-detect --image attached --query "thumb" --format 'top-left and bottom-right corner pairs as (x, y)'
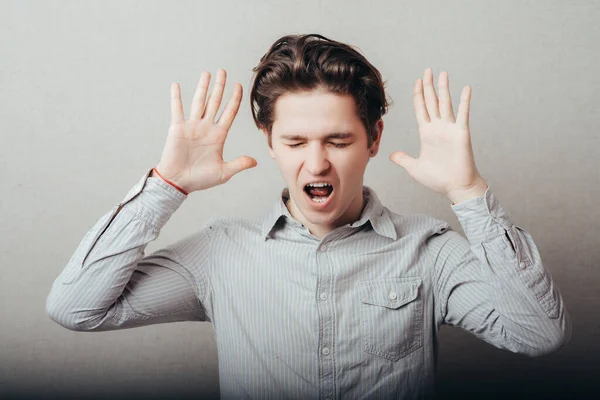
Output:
(222, 156), (258, 180)
(389, 151), (417, 172)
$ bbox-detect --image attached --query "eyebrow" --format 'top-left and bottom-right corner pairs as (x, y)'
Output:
(279, 133), (355, 141)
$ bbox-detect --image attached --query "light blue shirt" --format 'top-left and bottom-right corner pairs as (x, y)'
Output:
(46, 167), (571, 399)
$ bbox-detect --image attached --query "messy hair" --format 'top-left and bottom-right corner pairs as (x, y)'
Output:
(250, 33), (390, 148)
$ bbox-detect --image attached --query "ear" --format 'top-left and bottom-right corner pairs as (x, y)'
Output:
(368, 119), (384, 157)
(262, 129), (275, 159)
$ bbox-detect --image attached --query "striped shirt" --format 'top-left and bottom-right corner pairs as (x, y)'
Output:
(46, 167), (572, 400)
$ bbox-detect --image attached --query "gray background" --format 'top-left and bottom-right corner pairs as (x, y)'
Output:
(1, 0), (598, 399)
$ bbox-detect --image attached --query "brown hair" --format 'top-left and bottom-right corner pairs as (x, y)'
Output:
(250, 33), (391, 148)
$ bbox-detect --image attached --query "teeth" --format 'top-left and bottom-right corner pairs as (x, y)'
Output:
(306, 183), (332, 188)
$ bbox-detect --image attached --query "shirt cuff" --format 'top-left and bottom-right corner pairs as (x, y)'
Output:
(118, 167), (188, 230)
(450, 186), (514, 244)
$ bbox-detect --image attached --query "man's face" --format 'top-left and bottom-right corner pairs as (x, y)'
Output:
(264, 89), (383, 237)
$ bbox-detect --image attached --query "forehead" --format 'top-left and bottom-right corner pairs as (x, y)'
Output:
(271, 90), (364, 138)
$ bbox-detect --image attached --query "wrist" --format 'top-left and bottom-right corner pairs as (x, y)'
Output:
(446, 177), (488, 205)
(151, 167), (189, 196)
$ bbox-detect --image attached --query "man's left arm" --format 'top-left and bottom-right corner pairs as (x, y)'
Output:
(431, 185), (571, 356)
(390, 68), (571, 355)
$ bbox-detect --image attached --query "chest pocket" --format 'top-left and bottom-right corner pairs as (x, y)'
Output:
(357, 277), (423, 362)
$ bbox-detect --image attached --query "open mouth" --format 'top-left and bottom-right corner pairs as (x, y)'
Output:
(304, 183), (334, 204)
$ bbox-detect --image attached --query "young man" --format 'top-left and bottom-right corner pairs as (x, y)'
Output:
(47, 34), (571, 399)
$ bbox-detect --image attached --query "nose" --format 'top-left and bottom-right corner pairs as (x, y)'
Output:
(305, 145), (330, 176)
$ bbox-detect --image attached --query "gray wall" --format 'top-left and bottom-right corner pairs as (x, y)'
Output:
(1, 0), (598, 399)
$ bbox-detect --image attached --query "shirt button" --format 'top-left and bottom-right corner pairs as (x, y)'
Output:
(389, 292), (397, 300)
(320, 292), (328, 301)
(320, 244), (327, 251)
(322, 347), (330, 355)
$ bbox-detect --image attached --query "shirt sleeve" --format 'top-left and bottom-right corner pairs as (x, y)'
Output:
(430, 186), (572, 356)
(46, 167), (213, 331)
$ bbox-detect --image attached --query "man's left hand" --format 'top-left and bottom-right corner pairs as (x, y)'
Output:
(390, 68), (488, 204)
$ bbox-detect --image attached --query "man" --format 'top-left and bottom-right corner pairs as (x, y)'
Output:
(46, 34), (571, 399)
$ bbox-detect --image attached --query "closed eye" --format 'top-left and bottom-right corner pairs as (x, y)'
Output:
(287, 143), (350, 148)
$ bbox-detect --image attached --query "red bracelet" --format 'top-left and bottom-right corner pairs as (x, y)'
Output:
(152, 167), (189, 195)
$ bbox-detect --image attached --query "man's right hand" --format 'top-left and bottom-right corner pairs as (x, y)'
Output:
(154, 69), (257, 194)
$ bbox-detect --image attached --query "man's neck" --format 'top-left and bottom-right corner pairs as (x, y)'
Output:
(286, 189), (366, 239)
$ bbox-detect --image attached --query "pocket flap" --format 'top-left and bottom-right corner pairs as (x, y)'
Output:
(358, 277), (421, 309)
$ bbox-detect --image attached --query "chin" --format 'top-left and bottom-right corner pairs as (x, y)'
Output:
(303, 203), (346, 222)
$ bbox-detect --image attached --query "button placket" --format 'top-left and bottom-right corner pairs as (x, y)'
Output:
(316, 241), (334, 399)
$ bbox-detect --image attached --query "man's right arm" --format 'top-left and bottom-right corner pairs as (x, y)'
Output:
(47, 69), (256, 331)
(46, 167), (213, 331)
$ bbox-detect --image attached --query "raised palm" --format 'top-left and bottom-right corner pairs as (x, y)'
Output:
(156, 69), (257, 193)
(390, 68), (483, 197)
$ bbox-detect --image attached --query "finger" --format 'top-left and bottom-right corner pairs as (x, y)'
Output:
(215, 83), (243, 130)
(423, 68), (440, 119)
(189, 71), (211, 120)
(456, 85), (472, 128)
(438, 71), (456, 122)
(170, 83), (185, 125)
(222, 156), (258, 181)
(202, 69), (227, 121)
(413, 78), (430, 124)
(389, 151), (417, 173)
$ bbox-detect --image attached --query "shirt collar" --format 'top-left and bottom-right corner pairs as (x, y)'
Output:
(260, 186), (397, 241)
